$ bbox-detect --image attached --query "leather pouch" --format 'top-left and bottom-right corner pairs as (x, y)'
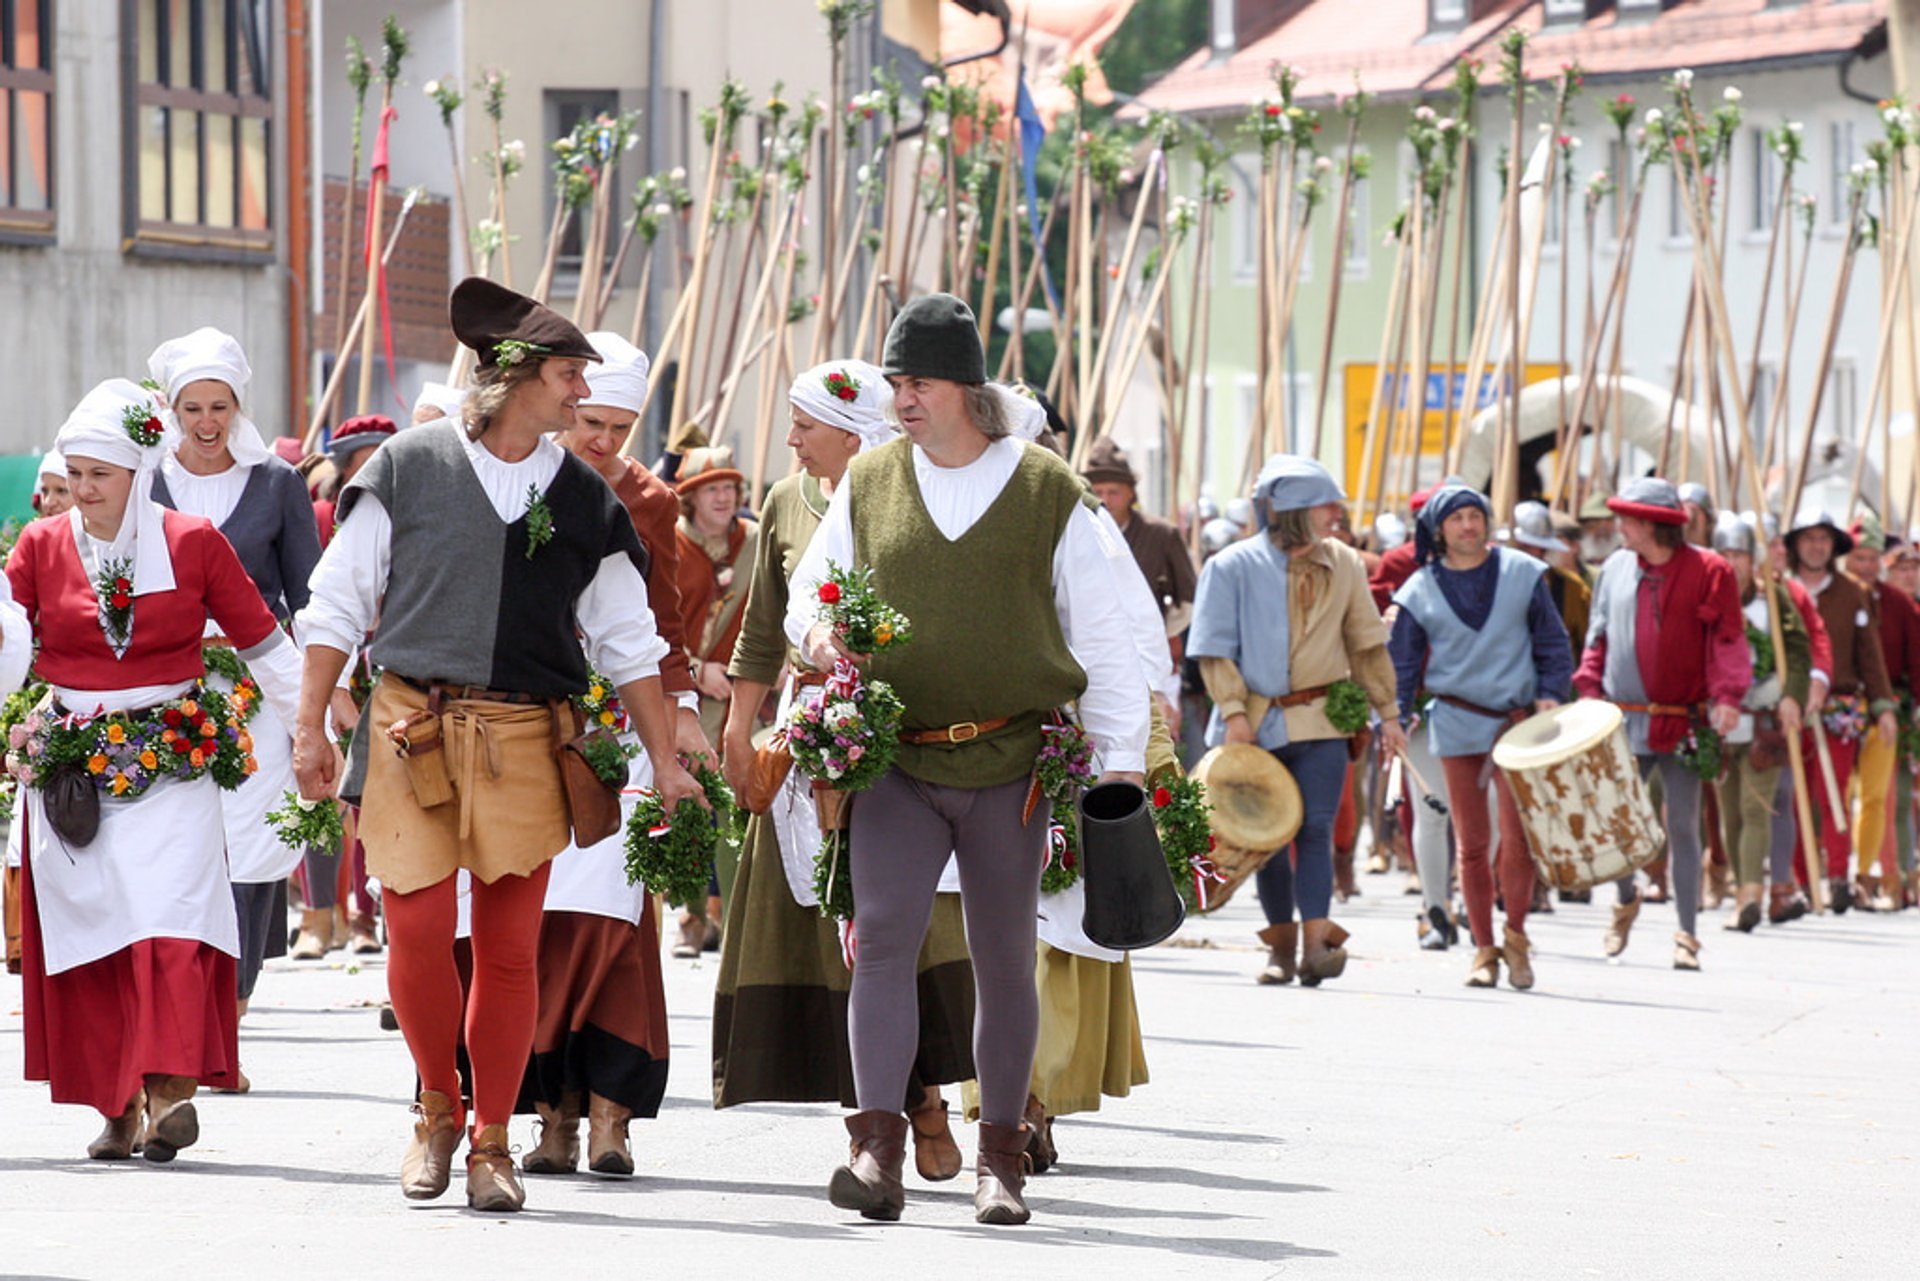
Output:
(1751, 727), (1787, 773)
(554, 704), (622, 847)
(387, 708), (454, 809)
(43, 764), (101, 848)
(743, 732), (794, 815)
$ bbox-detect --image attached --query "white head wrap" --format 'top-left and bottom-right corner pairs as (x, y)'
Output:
(788, 360), (893, 451)
(413, 381), (468, 424)
(146, 327), (272, 468)
(37, 449), (65, 482)
(580, 332), (652, 414)
(994, 383), (1049, 442)
(53, 379), (178, 596)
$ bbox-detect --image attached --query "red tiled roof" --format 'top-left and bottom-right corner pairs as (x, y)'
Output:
(1129, 0), (1886, 116)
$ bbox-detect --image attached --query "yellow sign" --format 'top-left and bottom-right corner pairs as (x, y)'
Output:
(1342, 363), (1561, 504)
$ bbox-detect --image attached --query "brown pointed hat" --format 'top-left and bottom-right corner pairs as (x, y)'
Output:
(1081, 436), (1137, 488)
(450, 276), (601, 370)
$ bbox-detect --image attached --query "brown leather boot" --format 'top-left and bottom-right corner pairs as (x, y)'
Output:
(907, 1094), (962, 1182)
(1334, 847), (1359, 901)
(1501, 925), (1535, 990)
(828, 1111), (908, 1221)
(587, 1093), (635, 1177)
(140, 1074), (199, 1163)
(87, 1089), (144, 1160)
(974, 1121), (1034, 1226)
(1603, 899), (1640, 958)
(466, 1123), (525, 1212)
(1767, 882), (1805, 924)
(522, 1093), (580, 1175)
(1021, 1094), (1057, 1175)
(1465, 947), (1500, 988)
(1255, 922), (1297, 986)
(400, 1089), (464, 1200)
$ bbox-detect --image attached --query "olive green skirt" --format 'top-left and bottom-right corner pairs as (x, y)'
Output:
(711, 810), (975, 1110)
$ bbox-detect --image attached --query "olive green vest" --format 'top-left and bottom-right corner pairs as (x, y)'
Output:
(849, 438), (1089, 788)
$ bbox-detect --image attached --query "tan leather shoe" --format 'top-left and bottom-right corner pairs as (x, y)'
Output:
(290, 909), (330, 960)
(672, 911), (705, 959)
(828, 1111), (908, 1221)
(88, 1090), (144, 1160)
(140, 1074), (199, 1163)
(400, 1089), (463, 1200)
(1604, 899), (1640, 958)
(974, 1121), (1034, 1226)
(1465, 947), (1500, 988)
(1672, 931), (1702, 972)
(348, 912), (383, 955)
(587, 1093), (634, 1177)
(522, 1096), (580, 1175)
(466, 1124), (525, 1212)
(1021, 1094), (1057, 1175)
(1501, 926), (1534, 990)
(907, 1094), (962, 1182)
(1255, 922), (1298, 986)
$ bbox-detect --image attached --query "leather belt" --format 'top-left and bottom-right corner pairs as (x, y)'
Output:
(395, 673), (546, 707)
(1613, 701), (1698, 717)
(1435, 692), (1528, 721)
(901, 716), (1014, 745)
(1274, 684), (1331, 709)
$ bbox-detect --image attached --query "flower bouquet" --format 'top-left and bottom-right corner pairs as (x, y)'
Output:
(573, 668), (630, 735)
(0, 682), (48, 803)
(266, 791), (346, 857)
(1153, 776), (1223, 914)
(1822, 691), (1868, 743)
(7, 685), (256, 799)
(624, 762), (735, 908)
(787, 661), (905, 922)
(1035, 719), (1096, 894)
(815, 561), (913, 654)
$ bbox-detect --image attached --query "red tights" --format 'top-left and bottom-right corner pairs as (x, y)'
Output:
(383, 866), (550, 1133)
(1440, 755), (1533, 947)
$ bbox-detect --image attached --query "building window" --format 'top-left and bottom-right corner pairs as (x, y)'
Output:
(1229, 155), (1258, 280)
(545, 89), (621, 279)
(1748, 127), (1778, 234)
(1343, 150), (1369, 277)
(127, 0), (273, 256)
(0, 0), (54, 238)
(1607, 138), (1630, 240)
(1666, 166), (1690, 242)
(1830, 359), (1858, 439)
(1750, 360), (1778, 447)
(1828, 118), (1856, 229)
(1429, 1), (1467, 34)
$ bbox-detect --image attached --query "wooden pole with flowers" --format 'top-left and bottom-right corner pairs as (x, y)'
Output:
(306, 189), (424, 451)
(1438, 58), (1483, 466)
(330, 39), (373, 371)
(664, 80), (752, 451)
(424, 75), (475, 279)
(354, 18), (409, 418)
(817, 1), (873, 361)
(476, 70), (519, 288)
(1174, 138), (1228, 526)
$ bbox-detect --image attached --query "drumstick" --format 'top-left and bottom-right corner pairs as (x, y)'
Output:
(1397, 750), (1450, 816)
(1809, 721), (1849, 836)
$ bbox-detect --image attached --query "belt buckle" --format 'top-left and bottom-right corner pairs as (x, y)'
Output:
(947, 721), (980, 743)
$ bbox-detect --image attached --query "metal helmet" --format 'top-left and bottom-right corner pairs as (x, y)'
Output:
(1677, 481), (1714, 519)
(1711, 510), (1756, 556)
(1509, 500), (1562, 551)
(1373, 511), (1409, 551)
(1224, 496), (1254, 529)
(1201, 517), (1241, 555)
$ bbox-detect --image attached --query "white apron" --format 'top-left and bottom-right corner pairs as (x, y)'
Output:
(28, 682), (238, 975)
(542, 741), (656, 925)
(206, 675), (302, 884)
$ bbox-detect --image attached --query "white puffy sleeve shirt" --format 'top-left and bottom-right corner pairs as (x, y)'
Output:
(296, 433), (667, 686)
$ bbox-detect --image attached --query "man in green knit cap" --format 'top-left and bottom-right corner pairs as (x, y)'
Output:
(786, 292), (1149, 1227)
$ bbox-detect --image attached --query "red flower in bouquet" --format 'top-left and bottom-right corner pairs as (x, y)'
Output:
(1153, 786), (1172, 808)
(818, 581), (842, 604)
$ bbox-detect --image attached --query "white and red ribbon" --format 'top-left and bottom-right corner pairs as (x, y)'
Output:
(1188, 854), (1227, 912)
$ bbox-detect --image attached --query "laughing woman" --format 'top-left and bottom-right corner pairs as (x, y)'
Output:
(5, 380), (302, 1162)
(146, 328), (323, 1081)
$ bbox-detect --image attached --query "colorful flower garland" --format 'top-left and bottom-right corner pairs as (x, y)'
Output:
(6, 685), (256, 799)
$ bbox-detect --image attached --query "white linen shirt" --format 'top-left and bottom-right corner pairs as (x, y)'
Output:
(296, 433), (667, 687)
(785, 436), (1148, 774)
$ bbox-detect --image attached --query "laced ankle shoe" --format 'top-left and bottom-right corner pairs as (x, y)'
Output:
(400, 1090), (463, 1200)
(466, 1124), (525, 1212)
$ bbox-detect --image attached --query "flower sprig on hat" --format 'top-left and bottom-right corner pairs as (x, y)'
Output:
(822, 369), (861, 403)
(121, 401), (165, 449)
(494, 338), (551, 368)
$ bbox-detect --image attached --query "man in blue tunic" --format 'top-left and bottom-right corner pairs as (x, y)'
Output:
(1389, 484), (1572, 990)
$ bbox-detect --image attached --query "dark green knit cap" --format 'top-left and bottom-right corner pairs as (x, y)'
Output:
(881, 293), (986, 384)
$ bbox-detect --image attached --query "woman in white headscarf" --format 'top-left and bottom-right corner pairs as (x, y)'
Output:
(34, 449), (73, 519)
(709, 359), (976, 1183)
(146, 328), (324, 1080)
(4, 379), (303, 1163)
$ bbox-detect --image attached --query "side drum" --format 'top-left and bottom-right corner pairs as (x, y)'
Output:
(1490, 700), (1664, 891)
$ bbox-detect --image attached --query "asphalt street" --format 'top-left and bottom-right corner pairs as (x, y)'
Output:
(2, 872), (1913, 1279)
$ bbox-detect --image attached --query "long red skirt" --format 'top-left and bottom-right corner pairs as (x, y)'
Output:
(516, 907), (670, 1117)
(19, 850), (238, 1116)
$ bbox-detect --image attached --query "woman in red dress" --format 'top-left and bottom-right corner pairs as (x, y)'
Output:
(5, 379), (303, 1162)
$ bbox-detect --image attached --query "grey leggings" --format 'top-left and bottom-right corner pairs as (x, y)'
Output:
(232, 880), (280, 1002)
(848, 770), (1041, 1128)
(1405, 732), (1453, 914)
(1618, 754), (1702, 936)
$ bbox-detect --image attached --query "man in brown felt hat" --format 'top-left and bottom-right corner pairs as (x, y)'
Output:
(1082, 437), (1197, 728)
(293, 277), (703, 1215)
(785, 292), (1148, 1227)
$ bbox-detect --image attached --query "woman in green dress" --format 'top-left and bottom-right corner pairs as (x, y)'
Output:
(714, 359), (976, 1183)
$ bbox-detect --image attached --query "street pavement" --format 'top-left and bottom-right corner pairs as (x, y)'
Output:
(2, 874), (1914, 1279)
